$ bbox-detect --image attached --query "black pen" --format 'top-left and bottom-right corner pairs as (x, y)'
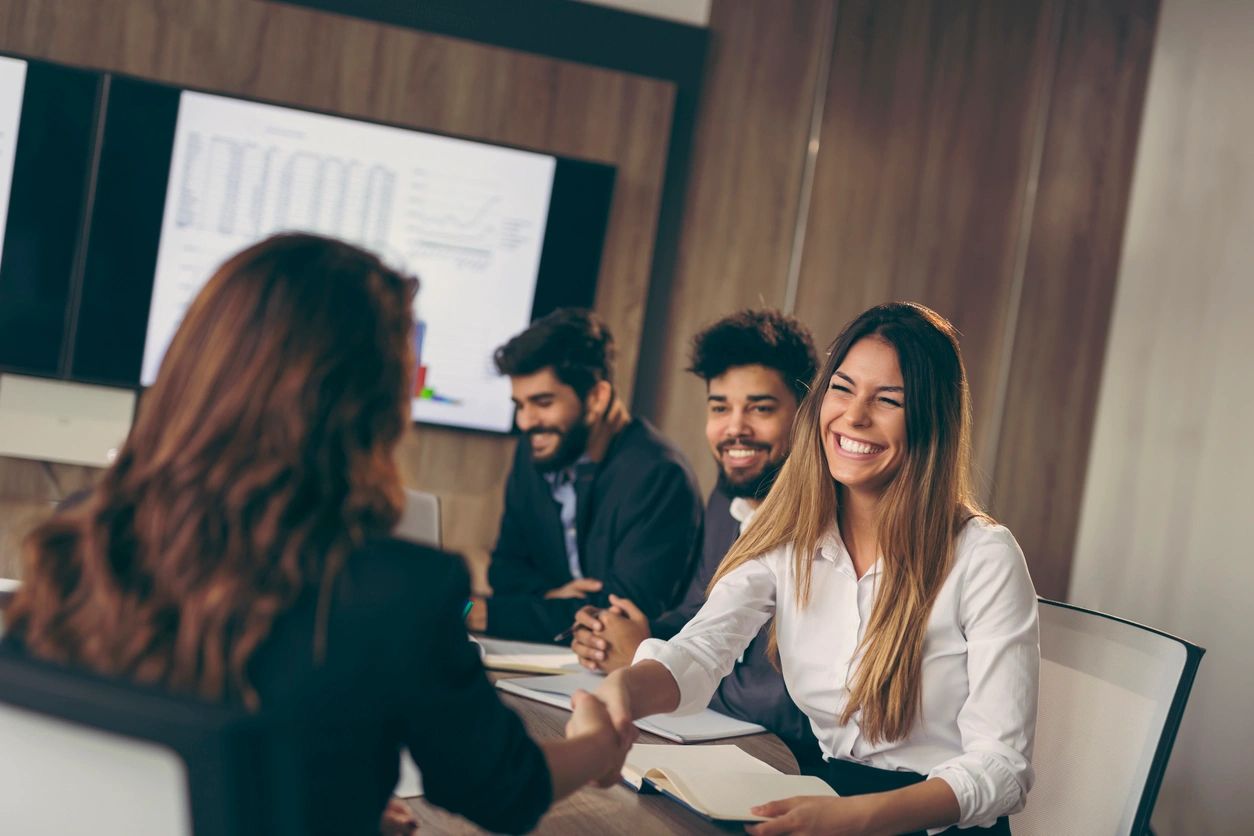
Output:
(553, 606), (600, 643)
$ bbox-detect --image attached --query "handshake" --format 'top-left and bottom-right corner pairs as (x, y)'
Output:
(563, 668), (639, 790)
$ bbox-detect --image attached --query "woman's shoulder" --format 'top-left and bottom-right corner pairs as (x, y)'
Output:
(341, 537), (471, 611)
(952, 516), (1037, 597)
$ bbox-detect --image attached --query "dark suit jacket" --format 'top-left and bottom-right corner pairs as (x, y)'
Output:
(653, 488), (820, 761)
(6, 539), (552, 836)
(486, 418), (703, 642)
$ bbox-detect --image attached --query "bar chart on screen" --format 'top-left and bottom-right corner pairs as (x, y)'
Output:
(141, 91), (556, 433)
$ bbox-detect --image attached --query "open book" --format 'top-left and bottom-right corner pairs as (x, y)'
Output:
(495, 672), (767, 742)
(470, 636), (583, 675)
(624, 743), (837, 822)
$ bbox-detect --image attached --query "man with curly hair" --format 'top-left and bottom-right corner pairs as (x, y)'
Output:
(570, 309), (822, 764)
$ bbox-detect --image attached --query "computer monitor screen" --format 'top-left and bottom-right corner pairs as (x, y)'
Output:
(0, 56), (99, 378)
(0, 57), (25, 268)
(76, 83), (614, 434)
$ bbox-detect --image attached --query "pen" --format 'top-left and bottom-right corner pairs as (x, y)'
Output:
(552, 624), (578, 643)
(462, 600), (474, 621)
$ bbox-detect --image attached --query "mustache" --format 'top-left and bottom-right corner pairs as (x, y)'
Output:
(717, 438), (771, 454)
(526, 426), (565, 438)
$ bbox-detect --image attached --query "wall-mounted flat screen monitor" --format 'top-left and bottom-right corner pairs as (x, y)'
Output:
(75, 79), (615, 434)
(0, 55), (98, 378)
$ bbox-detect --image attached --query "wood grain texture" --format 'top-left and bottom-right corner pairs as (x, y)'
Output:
(0, 0), (674, 561)
(0, 457), (101, 578)
(793, 0), (1060, 485)
(991, 0), (1160, 599)
(635, 0), (837, 495)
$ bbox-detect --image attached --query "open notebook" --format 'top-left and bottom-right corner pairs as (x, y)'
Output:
(470, 636), (583, 675)
(495, 672), (767, 742)
(624, 743), (837, 823)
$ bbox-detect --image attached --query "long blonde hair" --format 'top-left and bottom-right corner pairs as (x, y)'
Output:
(712, 302), (983, 743)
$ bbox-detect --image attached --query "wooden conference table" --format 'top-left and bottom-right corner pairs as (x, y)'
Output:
(406, 672), (799, 835)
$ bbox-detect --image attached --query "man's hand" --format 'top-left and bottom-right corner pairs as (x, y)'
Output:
(572, 595), (650, 672)
(545, 577), (604, 599)
(566, 690), (631, 788)
(379, 797), (418, 835)
(571, 605), (612, 669)
(745, 795), (881, 836)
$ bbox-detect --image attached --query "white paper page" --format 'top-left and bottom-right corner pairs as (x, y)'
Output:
(624, 743), (779, 786)
(0, 57), (28, 269)
(472, 637), (583, 673)
(658, 769), (837, 822)
(496, 673), (767, 741)
(142, 91), (556, 433)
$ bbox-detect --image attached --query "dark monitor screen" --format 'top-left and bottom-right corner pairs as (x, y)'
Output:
(0, 56), (98, 378)
(74, 79), (616, 434)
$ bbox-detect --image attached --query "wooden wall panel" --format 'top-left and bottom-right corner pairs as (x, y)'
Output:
(635, 0), (836, 494)
(792, 0), (1060, 485)
(991, 0), (1160, 599)
(0, 0), (674, 573)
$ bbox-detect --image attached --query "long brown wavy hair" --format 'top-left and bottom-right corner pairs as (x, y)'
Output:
(713, 302), (985, 743)
(8, 233), (417, 709)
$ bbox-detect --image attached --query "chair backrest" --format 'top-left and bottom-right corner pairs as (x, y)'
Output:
(0, 650), (304, 836)
(1012, 598), (1203, 836)
(395, 487), (441, 548)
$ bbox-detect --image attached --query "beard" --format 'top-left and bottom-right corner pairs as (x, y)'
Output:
(528, 410), (591, 474)
(715, 449), (786, 502)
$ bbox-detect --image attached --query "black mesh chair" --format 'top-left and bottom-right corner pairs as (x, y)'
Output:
(0, 648), (305, 836)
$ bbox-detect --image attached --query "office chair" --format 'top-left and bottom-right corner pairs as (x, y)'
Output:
(395, 487), (441, 548)
(1011, 598), (1203, 836)
(0, 649), (305, 836)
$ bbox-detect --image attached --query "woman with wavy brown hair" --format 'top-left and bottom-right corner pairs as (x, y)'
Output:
(596, 303), (1039, 835)
(2, 233), (627, 835)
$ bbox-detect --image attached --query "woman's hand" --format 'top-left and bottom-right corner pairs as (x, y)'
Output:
(566, 690), (631, 788)
(745, 795), (880, 836)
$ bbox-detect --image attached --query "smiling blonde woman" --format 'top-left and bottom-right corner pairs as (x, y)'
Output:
(596, 302), (1039, 836)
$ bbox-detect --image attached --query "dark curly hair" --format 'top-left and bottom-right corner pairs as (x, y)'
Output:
(8, 233), (417, 710)
(493, 307), (615, 399)
(687, 309), (818, 402)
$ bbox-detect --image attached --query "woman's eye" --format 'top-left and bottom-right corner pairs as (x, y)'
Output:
(879, 397), (902, 408)
(829, 383), (851, 393)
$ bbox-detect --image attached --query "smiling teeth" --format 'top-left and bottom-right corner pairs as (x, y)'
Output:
(726, 448), (759, 459)
(839, 435), (883, 454)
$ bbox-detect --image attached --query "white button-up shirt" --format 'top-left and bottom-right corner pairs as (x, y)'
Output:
(635, 517), (1039, 829)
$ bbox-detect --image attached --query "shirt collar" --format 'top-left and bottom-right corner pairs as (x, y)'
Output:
(728, 496), (757, 527)
(816, 525), (882, 578)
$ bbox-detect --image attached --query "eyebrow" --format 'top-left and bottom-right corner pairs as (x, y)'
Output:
(511, 392), (558, 405)
(707, 394), (781, 402)
(833, 371), (904, 393)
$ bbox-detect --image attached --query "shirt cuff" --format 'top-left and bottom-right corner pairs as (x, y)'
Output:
(928, 750), (1029, 829)
(633, 637), (717, 716)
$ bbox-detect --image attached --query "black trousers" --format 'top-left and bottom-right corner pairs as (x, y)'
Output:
(823, 758), (1011, 836)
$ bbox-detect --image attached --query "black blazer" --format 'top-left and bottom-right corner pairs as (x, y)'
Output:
(6, 539), (552, 836)
(653, 488), (820, 761)
(486, 418), (703, 642)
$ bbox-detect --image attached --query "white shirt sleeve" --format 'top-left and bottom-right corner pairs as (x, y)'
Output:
(928, 531), (1040, 828)
(632, 555), (777, 715)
